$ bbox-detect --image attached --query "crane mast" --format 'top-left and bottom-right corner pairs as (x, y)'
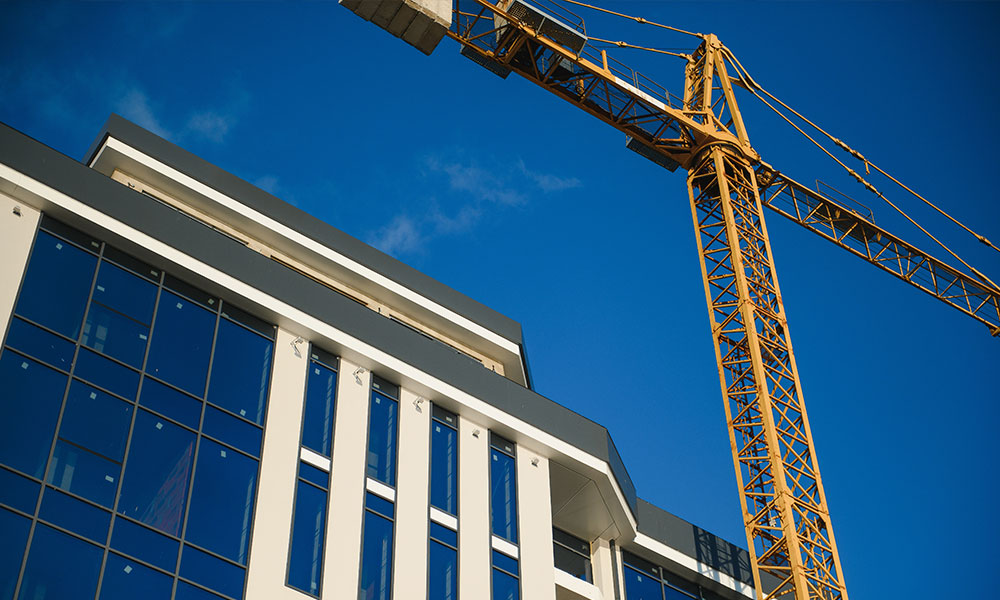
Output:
(341, 1), (1000, 598)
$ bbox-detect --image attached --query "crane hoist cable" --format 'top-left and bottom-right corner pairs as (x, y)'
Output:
(719, 45), (1000, 256)
(557, 0), (705, 39)
(587, 37), (691, 60)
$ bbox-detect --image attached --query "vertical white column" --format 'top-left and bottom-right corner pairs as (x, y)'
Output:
(458, 416), (490, 599)
(392, 389), (431, 599)
(324, 358), (371, 598)
(0, 193), (39, 334)
(591, 537), (618, 600)
(245, 328), (309, 600)
(516, 448), (556, 600)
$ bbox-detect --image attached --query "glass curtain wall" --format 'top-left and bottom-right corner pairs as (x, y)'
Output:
(428, 405), (458, 600)
(359, 375), (399, 600)
(0, 217), (275, 600)
(489, 433), (519, 600)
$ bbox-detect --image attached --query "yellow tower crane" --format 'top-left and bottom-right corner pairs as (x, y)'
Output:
(341, 1), (1000, 598)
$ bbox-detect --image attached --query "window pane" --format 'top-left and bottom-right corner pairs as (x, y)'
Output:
(118, 410), (196, 536)
(174, 582), (227, 600)
(359, 511), (393, 600)
(139, 377), (202, 429)
(490, 448), (517, 544)
(110, 517), (179, 572)
(0, 467), (40, 514)
(554, 543), (592, 582)
(298, 462), (329, 489)
(366, 392), (397, 487)
(4, 317), (74, 371)
(0, 352), (67, 478)
(365, 492), (394, 519)
(0, 508), (31, 600)
(302, 362), (337, 456)
(15, 231), (97, 339)
(99, 553), (173, 600)
(74, 349), (140, 400)
(38, 487), (111, 543)
(623, 565), (663, 600)
(287, 480), (327, 596)
(17, 523), (102, 600)
(492, 550), (519, 576)
(179, 544), (245, 599)
(60, 381), (132, 462)
(184, 439), (258, 564)
(92, 262), (157, 325)
(203, 406), (262, 457)
(146, 291), (216, 397)
(429, 522), (457, 548)
(81, 302), (150, 368)
(430, 421), (457, 515)
(428, 539), (458, 600)
(491, 568), (519, 600)
(47, 440), (120, 507)
(206, 319), (272, 425)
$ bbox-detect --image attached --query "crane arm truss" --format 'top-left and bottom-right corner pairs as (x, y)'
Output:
(755, 167), (1000, 335)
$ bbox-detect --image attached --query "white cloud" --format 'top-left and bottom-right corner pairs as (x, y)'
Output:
(368, 215), (424, 257)
(252, 175), (280, 195)
(184, 111), (234, 143)
(115, 88), (170, 138)
(518, 159), (581, 192)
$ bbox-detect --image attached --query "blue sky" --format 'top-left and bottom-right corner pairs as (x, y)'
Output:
(3, 1), (999, 598)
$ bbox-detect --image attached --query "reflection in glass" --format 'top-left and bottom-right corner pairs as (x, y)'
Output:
(430, 419), (458, 516)
(429, 538), (458, 600)
(180, 544), (246, 599)
(73, 348), (140, 400)
(301, 362), (337, 456)
(60, 381), (132, 462)
(491, 567), (520, 600)
(206, 319), (272, 425)
(185, 438), (258, 564)
(46, 441), (120, 507)
(38, 488), (111, 543)
(14, 230), (97, 340)
(110, 516), (179, 572)
(17, 523), (102, 600)
(0, 352), (67, 478)
(359, 510), (393, 600)
(287, 480), (326, 597)
(203, 406), (262, 457)
(146, 291), (215, 396)
(99, 552), (173, 600)
(81, 302), (150, 368)
(118, 410), (196, 536)
(0, 508), (31, 600)
(4, 317), (75, 370)
(0, 467), (40, 514)
(623, 565), (663, 600)
(490, 448), (518, 544)
(92, 262), (157, 324)
(366, 392), (398, 487)
(139, 377), (202, 429)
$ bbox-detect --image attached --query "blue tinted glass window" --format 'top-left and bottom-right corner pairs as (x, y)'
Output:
(0, 352), (67, 478)
(664, 586), (695, 600)
(92, 262), (157, 324)
(287, 480), (327, 597)
(60, 381), (132, 462)
(0, 467), (40, 514)
(174, 582), (227, 600)
(184, 438), (258, 564)
(490, 448), (518, 543)
(359, 511), (393, 600)
(298, 462), (329, 489)
(203, 406), (262, 457)
(74, 348), (140, 400)
(430, 419), (458, 515)
(491, 568), (520, 600)
(47, 440), (120, 507)
(146, 291), (216, 396)
(4, 317), (74, 370)
(15, 231), (97, 339)
(365, 492), (395, 519)
(38, 488), (111, 543)
(302, 362), (337, 456)
(139, 377), (202, 429)
(17, 523), (102, 600)
(118, 410), (196, 536)
(99, 553), (173, 600)
(179, 544), (245, 599)
(623, 565), (663, 600)
(206, 319), (272, 425)
(366, 391), (397, 487)
(81, 303), (150, 368)
(429, 522), (457, 548)
(0, 508), (31, 600)
(110, 517), (179, 572)
(492, 550), (519, 576)
(429, 538), (458, 600)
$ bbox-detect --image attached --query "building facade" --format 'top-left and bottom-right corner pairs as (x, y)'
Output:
(0, 116), (756, 600)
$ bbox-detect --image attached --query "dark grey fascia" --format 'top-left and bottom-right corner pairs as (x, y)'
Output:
(83, 114), (525, 350)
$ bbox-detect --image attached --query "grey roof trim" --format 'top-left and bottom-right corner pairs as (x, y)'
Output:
(83, 114), (524, 347)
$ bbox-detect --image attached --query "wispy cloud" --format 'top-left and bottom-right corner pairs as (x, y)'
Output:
(517, 158), (581, 192)
(110, 85), (245, 145)
(115, 88), (170, 138)
(184, 111), (234, 143)
(369, 215), (424, 256)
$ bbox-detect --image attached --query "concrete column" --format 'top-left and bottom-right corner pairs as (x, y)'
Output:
(517, 448), (556, 600)
(591, 538), (617, 600)
(325, 358), (371, 599)
(245, 327), (309, 600)
(0, 192), (40, 335)
(393, 388), (431, 600)
(458, 416), (490, 599)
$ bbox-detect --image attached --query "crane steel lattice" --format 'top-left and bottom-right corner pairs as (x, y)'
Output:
(343, 1), (1000, 598)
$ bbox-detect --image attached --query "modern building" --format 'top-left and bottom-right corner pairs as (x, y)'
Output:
(0, 116), (756, 600)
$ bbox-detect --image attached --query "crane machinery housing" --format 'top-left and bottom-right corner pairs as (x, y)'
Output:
(340, 1), (1000, 599)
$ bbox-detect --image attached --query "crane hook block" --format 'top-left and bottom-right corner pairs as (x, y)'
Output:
(339, 0), (451, 56)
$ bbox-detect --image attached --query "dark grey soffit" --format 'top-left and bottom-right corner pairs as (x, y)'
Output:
(1, 119), (636, 515)
(83, 114), (523, 347)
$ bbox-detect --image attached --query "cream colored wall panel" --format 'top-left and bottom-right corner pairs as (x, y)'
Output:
(393, 388), (431, 599)
(324, 358), (371, 598)
(0, 192), (39, 336)
(245, 328), (310, 600)
(459, 416), (490, 599)
(590, 538), (616, 600)
(517, 448), (556, 600)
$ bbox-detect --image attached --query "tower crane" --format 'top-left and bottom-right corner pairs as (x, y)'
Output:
(340, 1), (1000, 598)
